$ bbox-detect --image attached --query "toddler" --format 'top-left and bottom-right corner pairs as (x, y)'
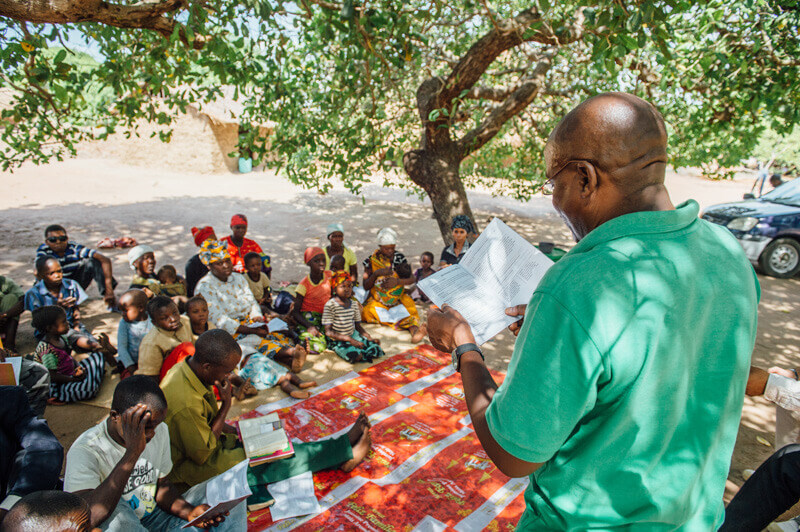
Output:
(243, 252), (271, 313)
(156, 265), (187, 298)
(412, 251), (436, 302)
(116, 289), (153, 379)
(30, 305), (115, 404)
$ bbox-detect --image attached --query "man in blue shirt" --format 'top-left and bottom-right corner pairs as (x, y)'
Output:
(36, 224), (117, 309)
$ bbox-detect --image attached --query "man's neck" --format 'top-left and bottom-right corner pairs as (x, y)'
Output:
(105, 418), (126, 447)
(186, 357), (209, 387)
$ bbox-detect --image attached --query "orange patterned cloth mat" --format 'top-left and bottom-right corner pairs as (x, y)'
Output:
(244, 345), (526, 531)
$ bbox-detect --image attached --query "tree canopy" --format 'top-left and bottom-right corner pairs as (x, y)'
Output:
(1, 0), (798, 240)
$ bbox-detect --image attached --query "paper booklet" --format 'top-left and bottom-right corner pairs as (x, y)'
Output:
(418, 217), (554, 345)
(238, 413), (294, 465)
(375, 303), (410, 324)
(0, 357), (21, 386)
(182, 459), (251, 528)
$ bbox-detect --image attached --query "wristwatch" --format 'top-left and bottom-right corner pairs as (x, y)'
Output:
(452, 343), (483, 372)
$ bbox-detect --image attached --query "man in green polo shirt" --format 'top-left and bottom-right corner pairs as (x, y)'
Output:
(428, 93), (759, 530)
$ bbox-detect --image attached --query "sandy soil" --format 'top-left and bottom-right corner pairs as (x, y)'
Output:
(3, 153), (798, 517)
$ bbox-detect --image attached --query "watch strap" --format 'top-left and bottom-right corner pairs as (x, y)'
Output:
(453, 343), (483, 372)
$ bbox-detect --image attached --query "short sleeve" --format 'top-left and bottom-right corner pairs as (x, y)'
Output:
(295, 280), (307, 297)
(73, 243), (96, 260)
(136, 333), (163, 376)
(485, 291), (605, 464)
(321, 301), (335, 325)
(64, 443), (104, 492)
(153, 423), (174, 477)
(23, 288), (41, 312)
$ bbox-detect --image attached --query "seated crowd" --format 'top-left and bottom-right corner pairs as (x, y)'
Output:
(0, 214), (463, 530)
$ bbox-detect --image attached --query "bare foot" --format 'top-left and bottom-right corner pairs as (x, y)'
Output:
(346, 412), (371, 445)
(291, 346), (307, 373)
(289, 389), (311, 399)
(298, 380), (317, 389)
(341, 425), (372, 473)
(411, 323), (427, 343)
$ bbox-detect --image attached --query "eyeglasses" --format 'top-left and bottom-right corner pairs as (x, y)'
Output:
(47, 236), (68, 243)
(539, 160), (590, 196)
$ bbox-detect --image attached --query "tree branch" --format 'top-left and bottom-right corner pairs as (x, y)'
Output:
(457, 48), (557, 157)
(0, 0), (209, 49)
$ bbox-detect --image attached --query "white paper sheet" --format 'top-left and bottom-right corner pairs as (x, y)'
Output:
(268, 471), (321, 521)
(267, 317), (288, 331)
(182, 459), (251, 528)
(375, 304), (411, 324)
(418, 218), (553, 344)
(352, 286), (368, 304)
(6, 357), (21, 385)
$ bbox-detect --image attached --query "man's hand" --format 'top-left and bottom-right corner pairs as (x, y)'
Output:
(215, 376), (233, 407)
(120, 404), (150, 458)
(349, 338), (365, 348)
(426, 305), (476, 353)
(103, 291), (117, 309)
(505, 305), (526, 336)
(186, 504), (227, 529)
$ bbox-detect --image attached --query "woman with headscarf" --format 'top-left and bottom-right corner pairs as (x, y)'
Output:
(360, 228), (426, 343)
(291, 247), (332, 354)
(221, 214), (267, 275)
(195, 240), (313, 396)
(185, 226), (216, 297)
(128, 245), (188, 309)
(439, 215), (476, 267)
(323, 223), (358, 281)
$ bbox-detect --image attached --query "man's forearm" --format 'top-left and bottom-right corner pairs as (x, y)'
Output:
(80, 451), (139, 527)
(156, 478), (195, 520)
(97, 255), (114, 291)
(210, 402), (232, 438)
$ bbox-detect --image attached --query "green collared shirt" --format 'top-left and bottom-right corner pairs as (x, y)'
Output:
(160, 360), (244, 491)
(486, 201), (760, 530)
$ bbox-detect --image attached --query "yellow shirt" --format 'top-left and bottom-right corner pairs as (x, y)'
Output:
(136, 315), (194, 376)
(160, 360), (245, 491)
(244, 271), (270, 302)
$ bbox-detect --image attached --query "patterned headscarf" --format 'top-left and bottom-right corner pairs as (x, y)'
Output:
(330, 270), (352, 289)
(199, 239), (231, 266)
(304, 246), (324, 264)
(451, 215), (475, 234)
(127, 245), (154, 271)
(326, 222), (344, 237)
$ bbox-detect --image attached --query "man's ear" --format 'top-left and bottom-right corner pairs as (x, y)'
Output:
(109, 409), (120, 420)
(577, 161), (599, 199)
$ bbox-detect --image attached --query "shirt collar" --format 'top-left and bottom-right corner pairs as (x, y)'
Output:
(35, 280), (70, 297)
(178, 359), (215, 399)
(569, 200), (700, 255)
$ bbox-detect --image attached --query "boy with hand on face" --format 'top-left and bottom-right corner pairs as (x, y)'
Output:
(64, 376), (244, 531)
(36, 224), (117, 309)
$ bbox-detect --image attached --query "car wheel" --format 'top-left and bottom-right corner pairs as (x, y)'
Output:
(759, 238), (800, 278)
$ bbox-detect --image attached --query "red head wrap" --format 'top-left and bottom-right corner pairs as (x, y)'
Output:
(191, 226), (215, 247)
(304, 246), (324, 264)
(230, 214), (248, 227)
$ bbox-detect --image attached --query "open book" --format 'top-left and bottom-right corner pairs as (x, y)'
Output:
(418, 217), (554, 345)
(238, 413), (294, 466)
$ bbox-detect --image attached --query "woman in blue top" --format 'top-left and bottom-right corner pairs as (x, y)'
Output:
(439, 215), (476, 267)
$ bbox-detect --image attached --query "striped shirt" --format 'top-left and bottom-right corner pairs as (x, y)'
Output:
(36, 242), (96, 277)
(321, 298), (361, 337)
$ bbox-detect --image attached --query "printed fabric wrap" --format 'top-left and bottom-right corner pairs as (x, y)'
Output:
(199, 239), (231, 266)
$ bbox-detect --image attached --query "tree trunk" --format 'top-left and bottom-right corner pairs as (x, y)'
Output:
(403, 148), (477, 245)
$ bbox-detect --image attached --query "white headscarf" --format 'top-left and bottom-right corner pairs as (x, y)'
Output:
(127, 245), (154, 271)
(376, 228), (397, 246)
(326, 222), (344, 237)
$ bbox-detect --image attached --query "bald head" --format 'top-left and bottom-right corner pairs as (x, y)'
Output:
(546, 92), (668, 193)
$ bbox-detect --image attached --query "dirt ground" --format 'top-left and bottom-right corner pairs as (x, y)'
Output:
(2, 151), (798, 517)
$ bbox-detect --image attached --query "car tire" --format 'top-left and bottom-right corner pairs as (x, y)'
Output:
(759, 238), (800, 278)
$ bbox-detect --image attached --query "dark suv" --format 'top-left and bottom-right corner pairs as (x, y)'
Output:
(701, 178), (800, 278)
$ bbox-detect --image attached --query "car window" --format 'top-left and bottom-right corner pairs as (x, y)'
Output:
(761, 178), (800, 207)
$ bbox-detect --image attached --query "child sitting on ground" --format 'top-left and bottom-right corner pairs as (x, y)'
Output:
(243, 252), (271, 314)
(322, 271), (384, 363)
(156, 264), (187, 298)
(30, 306), (115, 404)
(25, 257), (98, 350)
(186, 296), (215, 340)
(116, 289), (153, 379)
(136, 296), (194, 381)
(412, 251), (436, 302)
